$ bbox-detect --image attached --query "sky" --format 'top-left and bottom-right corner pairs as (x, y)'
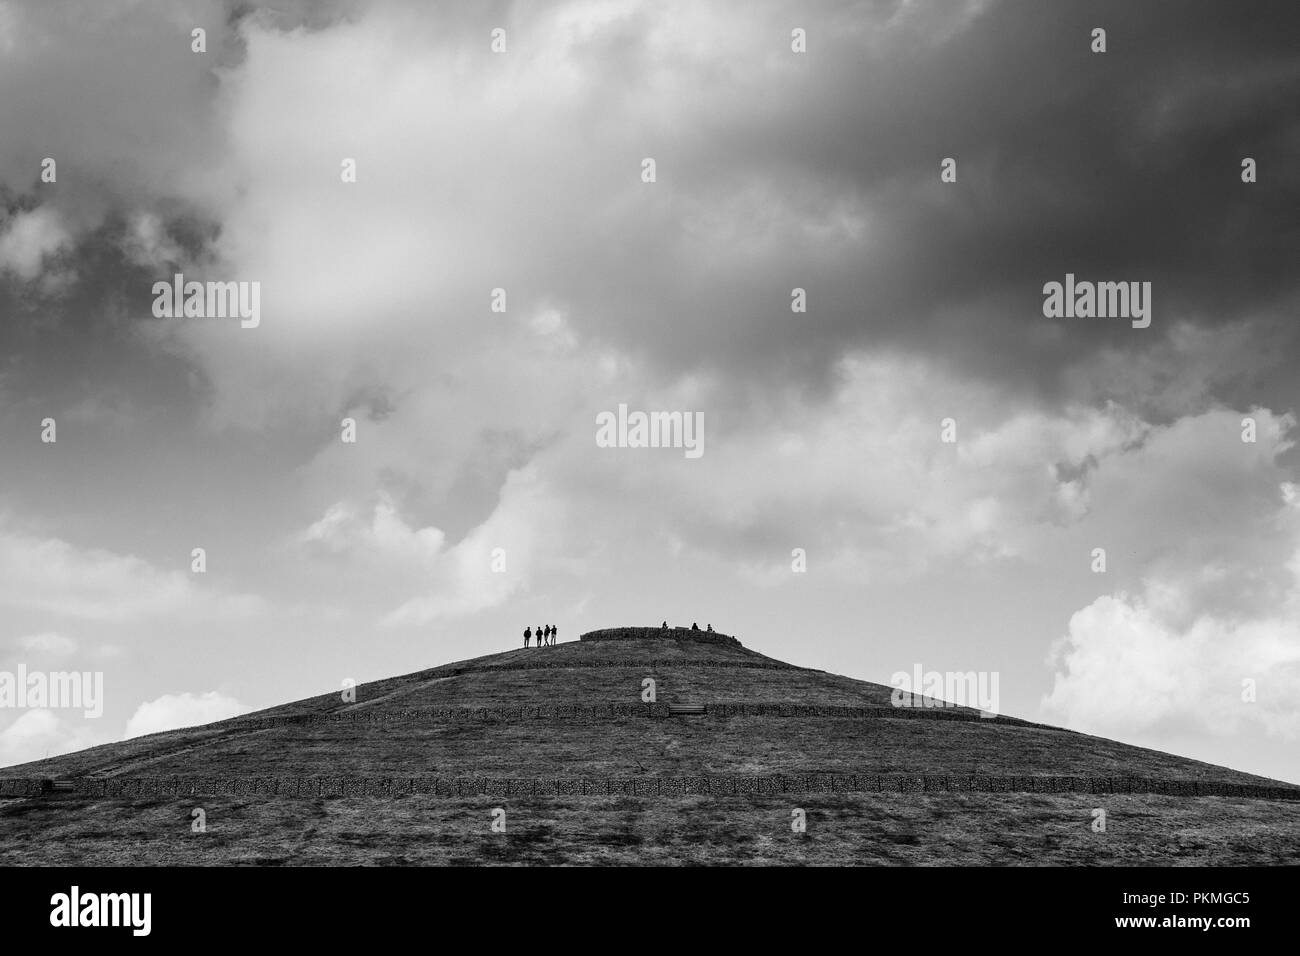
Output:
(1, 0), (1299, 782)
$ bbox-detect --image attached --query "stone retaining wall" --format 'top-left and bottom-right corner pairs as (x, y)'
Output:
(580, 627), (742, 647)
(216, 702), (1064, 732)
(2, 774), (1295, 801)
(442, 658), (797, 676)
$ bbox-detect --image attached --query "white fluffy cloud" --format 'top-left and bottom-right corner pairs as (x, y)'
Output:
(124, 691), (249, 739)
(0, 709), (107, 768)
(0, 206), (73, 281)
(1044, 410), (1300, 741)
(300, 465), (558, 626)
(1045, 589), (1300, 740)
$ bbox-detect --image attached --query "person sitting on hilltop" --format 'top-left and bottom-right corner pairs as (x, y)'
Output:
(691, 622), (699, 631)
(661, 620), (668, 629)
(707, 624), (714, 632)
(524, 626), (531, 648)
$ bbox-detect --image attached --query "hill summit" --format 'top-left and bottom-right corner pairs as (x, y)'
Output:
(1, 626), (1297, 865)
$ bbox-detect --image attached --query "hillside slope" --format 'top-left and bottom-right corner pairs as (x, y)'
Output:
(1, 627), (1297, 865)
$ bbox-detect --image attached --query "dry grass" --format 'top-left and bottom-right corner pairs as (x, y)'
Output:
(2, 792), (1297, 866)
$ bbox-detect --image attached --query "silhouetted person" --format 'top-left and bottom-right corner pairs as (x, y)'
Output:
(544, 624), (552, 644)
(537, 625), (545, 648)
(707, 624), (714, 632)
(661, 620), (668, 629)
(691, 622), (699, 631)
(524, 626), (531, 648)
(551, 625), (558, 645)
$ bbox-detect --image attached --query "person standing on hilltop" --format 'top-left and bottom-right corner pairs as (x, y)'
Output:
(552, 625), (558, 645)
(537, 625), (546, 648)
(524, 626), (531, 648)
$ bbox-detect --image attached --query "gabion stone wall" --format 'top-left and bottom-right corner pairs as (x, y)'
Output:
(580, 626), (742, 647)
(2, 774), (1297, 801)
(211, 702), (1063, 731)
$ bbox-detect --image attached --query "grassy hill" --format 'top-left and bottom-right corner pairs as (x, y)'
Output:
(1, 627), (1297, 865)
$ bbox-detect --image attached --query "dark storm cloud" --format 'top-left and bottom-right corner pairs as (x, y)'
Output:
(524, 0), (1300, 410)
(2, 0), (1296, 423)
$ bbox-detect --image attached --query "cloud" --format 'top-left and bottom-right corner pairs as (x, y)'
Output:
(291, 334), (1276, 608)
(1045, 586), (1300, 741)
(15, 632), (77, 658)
(0, 0), (233, 203)
(123, 690), (249, 739)
(0, 0), (1295, 421)
(1044, 410), (1300, 740)
(533, 352), (1150, 584)
(0, 206), (73, 281)
(303, 494), (446, 567)
(300, 468), (557, 625)
(0, 520), (265, 622)
(119, 211), (185, 270)
(0, 709), (106, 768)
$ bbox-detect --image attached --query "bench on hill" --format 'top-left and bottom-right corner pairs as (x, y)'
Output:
(668, 704), (707, 716)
